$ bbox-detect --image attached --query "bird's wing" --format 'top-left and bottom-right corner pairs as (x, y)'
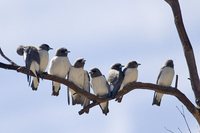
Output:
(25, 46), (40, 69)
(156, 66), (165, 84)
(84, 71), (90, 92)
(103, 75), (111, 97)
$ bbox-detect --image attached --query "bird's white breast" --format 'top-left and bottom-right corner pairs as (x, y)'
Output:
(91, 76), (109, 96)
(158, 67), (174, 86)
(69, 67), (85, 88)
(39, 50), (49, 72)
(48, 56), (71, 78)
(122, 68), (138, 85)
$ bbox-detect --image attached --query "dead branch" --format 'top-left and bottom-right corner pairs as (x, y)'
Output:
(164, 127), (175, 133)
(165, 0), (200, 107)
(176, 106), (192, 133)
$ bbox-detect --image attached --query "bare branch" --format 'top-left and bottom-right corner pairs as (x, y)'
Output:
(176, 106), (192, 133)
(79, 102), (98, 115)
(0, 49), (200, 124)
(0, 48), (17, 66)
(178, 128), (183, 133)
(175, 75), (178, 89)
(165, 0), (200, 106)
(164, 127), (175, 133)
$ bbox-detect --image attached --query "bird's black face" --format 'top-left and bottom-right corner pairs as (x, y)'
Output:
(74, 58), (85, 68)
(56, 48), (70, 57)
(16, 45), (25, 56)
(39, 44), (53, 51)
(111, 63), (124, 71)
(127, 61), (141, 68)
(165, 60), (174, 68)
(90, 68), (102, 78)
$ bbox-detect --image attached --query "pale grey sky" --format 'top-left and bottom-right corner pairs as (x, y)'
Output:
(0, 0), (200, 132)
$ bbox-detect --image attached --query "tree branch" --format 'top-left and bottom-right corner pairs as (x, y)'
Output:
(0, 48), (17, 66)
(1, 55), (200, 123)
(164, 0), (200, 107)
(176, 106), (192, 133)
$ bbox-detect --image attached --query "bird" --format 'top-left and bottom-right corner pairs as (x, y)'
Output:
(38, 44), (53, 73)
(107, 63), (124, 98)
(48, 48), (71, 96)
(116, 61), (140, 103)
(152, 59), (175, 106)
(31, 44), (53, 90)
(68, 58), (90, 113)
(90, 68), (110, 115)
(16, 45), (40, 90)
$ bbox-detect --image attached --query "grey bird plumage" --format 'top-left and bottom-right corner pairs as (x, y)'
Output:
(17, 45), (40, 90)
(48, 48), (71, 96)
(90, 68), (110, 115)
(116, 61), (140, 103)
(30, 44), (52, 90)
(152, 60), (175, 106)
(68, 58), (90, 113)
(107, 63), (124, 98)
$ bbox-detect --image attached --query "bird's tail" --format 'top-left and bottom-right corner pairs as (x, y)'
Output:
(72, 93), (82, 105)
(152, 92), (163, 106)
(52, 82), (61, 96)
(100, 101), (109, 115)
(82, 97), (90, 114)
(31, 77), (39, 91)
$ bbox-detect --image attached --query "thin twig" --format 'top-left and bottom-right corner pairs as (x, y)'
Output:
(0, 48), (17, 66)
(178, 128), (183, 133)
(78, 102), (98, 115)
(175, 75), (179, 89)
(164, 127), (175, 133)
(176, 106), (192, 133)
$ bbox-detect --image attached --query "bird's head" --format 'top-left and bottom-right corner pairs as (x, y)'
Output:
(56, 48), (70, 57)
(39, 44), (53, 51)
(74, 58), (86, 68)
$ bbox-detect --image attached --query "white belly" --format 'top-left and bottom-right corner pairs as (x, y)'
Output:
(39, 50), (49, 72)
(48, 56), (71, 78)
(122, 68), (138, 85)
(91, 76), (109, 96)
(158, 67), (174, 86)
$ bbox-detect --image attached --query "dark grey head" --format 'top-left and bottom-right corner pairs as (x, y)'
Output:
(89, 68), (102, 78)
(165, 59), (174, 68)
(39, 44), (53, 51)
(55, 48), (70, 57)
(16, 45), (25, 56)
(111, 63), (124, 71)
(127, 61), (141, 68)
(74, 58), (86, 68)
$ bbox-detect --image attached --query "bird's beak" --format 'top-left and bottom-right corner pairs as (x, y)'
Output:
(49, 47), (53, 50)
(121, 65), (125, 68)
(138, 63), (141, 66)
(82, 59), (86, 63)
(66, 50), (70, 54)
(89, 71), (93, 74)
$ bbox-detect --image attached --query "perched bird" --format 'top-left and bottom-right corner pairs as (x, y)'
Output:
(116, 61), (140, 103)
(48, 48), (71, 96)
(31, 44), (52, 90)
(38, 44), (53, 72)
(68, 58), (90, 113)
(16, 45), (40, 90)
(107, 63), (124, 98)
(152, 60), (175, 106)
(90, 68), (110, 115)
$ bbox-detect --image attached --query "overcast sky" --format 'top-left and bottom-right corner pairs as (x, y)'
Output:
(0, 0), (200, 133)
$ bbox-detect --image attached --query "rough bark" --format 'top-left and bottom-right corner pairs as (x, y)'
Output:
(164, 0), (200, 106)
